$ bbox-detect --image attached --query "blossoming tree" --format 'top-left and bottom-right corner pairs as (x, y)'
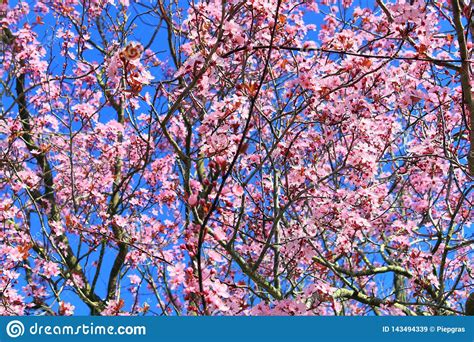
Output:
(0, 0), (473, 316)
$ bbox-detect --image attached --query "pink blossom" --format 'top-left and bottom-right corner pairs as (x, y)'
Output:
(128, 274), (141, 285)
(188, 193), (199, 207)
(59, 302), (75, 316)
(43, 261), (60, 277)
